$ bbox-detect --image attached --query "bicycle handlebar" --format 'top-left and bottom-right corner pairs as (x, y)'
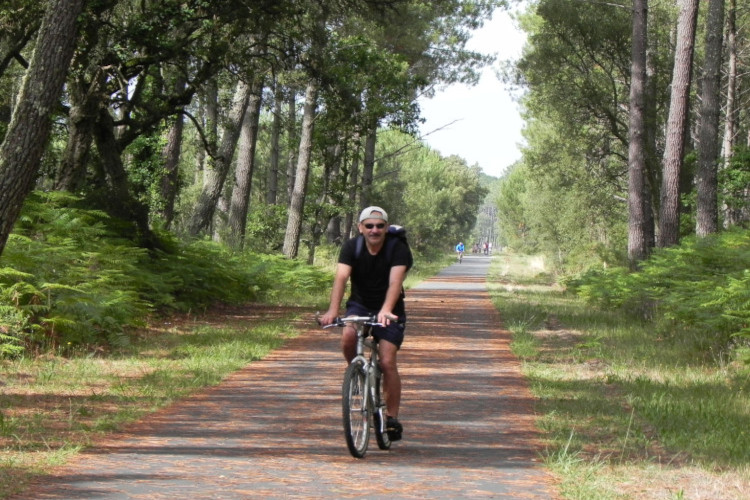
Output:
(315, 312), (399, 329)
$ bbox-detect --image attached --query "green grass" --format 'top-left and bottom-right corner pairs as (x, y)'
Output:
(0, 312), (302, 499)
(491, 252), (750, 499)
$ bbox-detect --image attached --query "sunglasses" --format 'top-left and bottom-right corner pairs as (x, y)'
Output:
(363, 223), (386, 229)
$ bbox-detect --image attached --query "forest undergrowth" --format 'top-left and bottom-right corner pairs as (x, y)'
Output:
(490, 252), (750, 500)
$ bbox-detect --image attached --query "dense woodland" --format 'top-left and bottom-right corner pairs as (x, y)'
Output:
(496, 0), (750, 270)
(492, 0), (750, 358)
(0, 0), (496, 351)
(0, 0), (494, 256)
(2, 0), (750, 355)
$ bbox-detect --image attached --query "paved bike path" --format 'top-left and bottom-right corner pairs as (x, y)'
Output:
(16, 254), (559, 499)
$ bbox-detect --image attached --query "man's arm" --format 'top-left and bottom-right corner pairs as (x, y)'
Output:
(319, 263), (352, 325)
(378, 264), (407, 325)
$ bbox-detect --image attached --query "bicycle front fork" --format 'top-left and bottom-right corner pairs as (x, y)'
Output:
(369, 367), (386, 432)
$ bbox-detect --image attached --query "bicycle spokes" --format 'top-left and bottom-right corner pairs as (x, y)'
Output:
(343, 362), (370, 458)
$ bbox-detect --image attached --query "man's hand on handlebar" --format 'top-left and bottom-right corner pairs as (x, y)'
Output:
(377, 310), (398, 326)
(317, 310), (338, 327)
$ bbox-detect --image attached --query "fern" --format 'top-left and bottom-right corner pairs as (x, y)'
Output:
(0, 191), (332, 355)
(569, 228), (750, 353)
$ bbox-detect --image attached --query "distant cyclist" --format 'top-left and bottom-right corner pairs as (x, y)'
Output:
(455, 242), (465, 263)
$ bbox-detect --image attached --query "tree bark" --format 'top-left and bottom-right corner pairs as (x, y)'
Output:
(196, 78), (219, 184)
(285, 88), (298, 206)
(344, 139), (360, 239)
(266, 81), (283, 205)
(0, 0), (84, 256)
(227, 78), (264, 249)
(627, 0), (650, 267)
(658, 0), (699, 248)
(695, 0), (724, 237)
(721, 0), (740, 227)
(360, 118), (377, 210)
(324, 143), (343, 244)
(282, 80), (318, 259)
(188, 78), (251, 236)
(159, 115), (185, 229)
(54, 76), (101, 192)
(93, 107), (154, 247)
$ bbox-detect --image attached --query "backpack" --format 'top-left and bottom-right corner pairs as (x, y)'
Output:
(354, 224), (413, 271)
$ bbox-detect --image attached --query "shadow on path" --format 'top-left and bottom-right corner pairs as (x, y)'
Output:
(14, 254), (559, 499)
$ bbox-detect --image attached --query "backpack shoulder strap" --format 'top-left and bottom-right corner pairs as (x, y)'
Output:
(354, 234), (364, 259)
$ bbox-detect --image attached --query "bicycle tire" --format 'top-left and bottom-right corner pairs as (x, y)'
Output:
(373, 371), (391, 450)
(342, 360), (370, 458)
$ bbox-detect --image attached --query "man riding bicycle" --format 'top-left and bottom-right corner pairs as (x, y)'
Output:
(319, 206), (410, 441)
(455, 241), (465, 262)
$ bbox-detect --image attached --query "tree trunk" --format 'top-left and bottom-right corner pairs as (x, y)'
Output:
(644, 49), (658, 251)
(324, 142), (343, 244)
(627, 0), (650, 267)
(266, 82), (283, 205)
(360, 118), (377, 210)
(0, 0), (84, 256)
(54, 72), (106, 192)
(695, 0), (724, 237)
(93, 107), (154, 247)
(227, 78), (264, 249)
(285, 88), (298, 205)
(344, 140), (360, 239)
(188, 78), (251, 236)
(721, 0), (736, 163)
(658, 0), (699, 248)
(158, 73), (188, 229)
(196, 78), (219, 184)
(282, 80), (318, 259)
(722, 0), (738, 227)
(159, 113), (185, 229)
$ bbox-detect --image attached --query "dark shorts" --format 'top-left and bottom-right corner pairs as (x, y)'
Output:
(345, 300), (406, 349)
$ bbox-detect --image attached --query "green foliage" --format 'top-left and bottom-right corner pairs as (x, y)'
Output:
(720, 146), (750, 220)
(495, 159), (628, 273)
(372, 129), (488, 256)
(124, 131), (168, 211)
(1, 192), (151, 352)
(243, 204), (288, 253)
(566, 229), (750, 352)
(0, 192), (332, 356)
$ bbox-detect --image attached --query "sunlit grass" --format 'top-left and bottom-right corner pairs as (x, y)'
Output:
(0, 315), (299, 499)
(490, 252), (750, 499)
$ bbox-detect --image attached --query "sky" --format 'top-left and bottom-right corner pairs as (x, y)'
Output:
(417, 8), (527, 178)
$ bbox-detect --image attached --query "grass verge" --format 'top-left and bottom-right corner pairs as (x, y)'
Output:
(489, 253), (750, 499)
(0, 305), (307, 499)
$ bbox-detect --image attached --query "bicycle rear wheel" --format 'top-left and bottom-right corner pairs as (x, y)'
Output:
(373, 372), (391, 450)
(342, 361), (370, 458)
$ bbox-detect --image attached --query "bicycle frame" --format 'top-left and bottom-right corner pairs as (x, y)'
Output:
(354, 326), (388, 435)
(321, 314), (391, 457)
(342, 318), (387, 435)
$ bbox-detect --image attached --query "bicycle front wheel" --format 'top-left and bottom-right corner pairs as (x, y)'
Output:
(342, 361), (370, 458)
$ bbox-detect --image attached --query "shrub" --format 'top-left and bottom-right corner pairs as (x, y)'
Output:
(567, 229), (750, 351)
(0, 192), (333, 355)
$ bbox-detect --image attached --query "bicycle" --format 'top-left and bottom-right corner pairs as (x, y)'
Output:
(320, 314), (393, 458)
(457, 251), (463, 263)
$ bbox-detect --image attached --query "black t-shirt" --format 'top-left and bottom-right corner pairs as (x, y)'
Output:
(339, 235), (410, 317)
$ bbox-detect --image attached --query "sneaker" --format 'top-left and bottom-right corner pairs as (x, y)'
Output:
(386, 416), (403, 441)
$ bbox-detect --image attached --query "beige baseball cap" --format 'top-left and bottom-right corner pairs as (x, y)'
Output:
(358, 206), (388, 222)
